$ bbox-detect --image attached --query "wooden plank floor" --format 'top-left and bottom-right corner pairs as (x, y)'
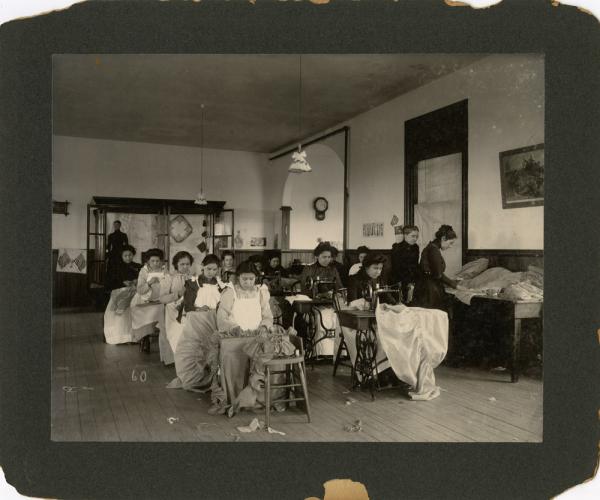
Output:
(51, 311), (543, 442)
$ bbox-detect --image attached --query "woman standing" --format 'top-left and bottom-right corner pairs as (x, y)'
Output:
(413, 225), (458, 311)
(390, 225), (420, 303)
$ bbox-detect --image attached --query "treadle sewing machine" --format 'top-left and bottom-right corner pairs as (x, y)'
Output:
(337, 284), (402, 399)
(292, 276), (338, 363)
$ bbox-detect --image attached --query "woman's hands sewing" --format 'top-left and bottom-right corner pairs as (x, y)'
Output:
(147, 277), (161, 286)
(195, 305), (211, 312)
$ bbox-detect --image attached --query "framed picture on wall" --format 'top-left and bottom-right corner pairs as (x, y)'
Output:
(499, 143), (544, 209)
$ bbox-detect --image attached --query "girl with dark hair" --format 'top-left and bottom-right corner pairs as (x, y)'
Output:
(130, 248), (172, 361)
(299, 242), (343, 295)
(264, 250), (288, 278)
(298, 242), (343, 357)
(103, 245), (142, 344)
(413, 224), (458, 310)
(105, 244), (141, 292)
(347, 253), (397, 305)
(216, 260), (273, 335)
(348, 245), (370, 277)
(220, 250), (235, 283)
(159, 251), (195, 354)
(390, 225), (420, 303)
(168, 254), (231, 392)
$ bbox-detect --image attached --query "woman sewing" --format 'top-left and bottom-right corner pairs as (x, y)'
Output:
(299, 242), (343, 297)
(347, 253), (398, 306)
(159, 251), (195, 353)
(297, 242), (342, 358)
(167, 254), (229, 392)
(413, 224), (458, 311)
(103, 245), (142, 344)
(130, 248), (171, 361)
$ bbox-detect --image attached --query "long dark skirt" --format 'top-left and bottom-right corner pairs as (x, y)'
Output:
(413, 276), (449, 311)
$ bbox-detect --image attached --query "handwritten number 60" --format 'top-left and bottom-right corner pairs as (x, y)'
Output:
(131, 369), (147, 382)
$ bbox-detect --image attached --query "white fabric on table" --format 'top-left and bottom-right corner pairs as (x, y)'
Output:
(130, 293), (173, 365)
(103, 287), (135, 344)
(375, 303), (448, 400)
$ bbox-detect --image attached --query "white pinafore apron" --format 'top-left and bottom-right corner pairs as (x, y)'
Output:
(231, 286), (263, 331)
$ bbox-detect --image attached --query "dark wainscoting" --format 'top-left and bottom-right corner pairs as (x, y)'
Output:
(52, 249), (93, 308)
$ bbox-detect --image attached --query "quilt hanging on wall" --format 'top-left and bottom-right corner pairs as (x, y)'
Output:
(56, 249), (87, 274)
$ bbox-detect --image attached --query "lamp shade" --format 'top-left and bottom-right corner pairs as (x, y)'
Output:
(288, 148), (312, 173)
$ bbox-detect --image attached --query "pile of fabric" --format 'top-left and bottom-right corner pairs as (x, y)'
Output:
(449, 263), (544, 305)
(219, 326), (298, 417)
(499, 281), (543, 302)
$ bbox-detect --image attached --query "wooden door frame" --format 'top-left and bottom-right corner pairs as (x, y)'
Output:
(404, 99), (469, 265)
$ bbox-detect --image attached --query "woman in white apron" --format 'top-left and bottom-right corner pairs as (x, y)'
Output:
(209, 260), (273, 412)
(103, 245), (142, 344)
(130, 248), (172, 364)
(168, 254), (229, 391)
(159, 251), (194, 354)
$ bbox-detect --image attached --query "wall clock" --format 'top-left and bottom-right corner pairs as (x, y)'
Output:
(313, 197), (328, 221)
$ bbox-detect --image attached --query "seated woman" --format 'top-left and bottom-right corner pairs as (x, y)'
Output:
(103, 245), (142, 344)
(263, 250), (297, 328)
(264, 250), (288, 278)
(159, 251), (194, 354)
(220, 250), (236, 283)
(330, 245), (349, 288)
(390, 225), (420, 304)
(298, 242), (343, 357)
(348, 246), (369, 277)
(248, 254), (265, 281)
(342, 253), (396, 380)
(168, 254), (229, 391)
(208, 260), (274, 412)
(413, 224), (458, 311)
(130, 248), (171, 363)
(345, 254), (448, 400)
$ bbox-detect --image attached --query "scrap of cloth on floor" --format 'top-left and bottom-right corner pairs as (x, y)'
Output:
(375, 303), (448, 400)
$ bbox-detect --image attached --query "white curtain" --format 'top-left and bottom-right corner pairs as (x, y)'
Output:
(414, 153), (462, 277)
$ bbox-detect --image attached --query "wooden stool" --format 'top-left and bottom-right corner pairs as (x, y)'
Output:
(264, 335), (311, 428)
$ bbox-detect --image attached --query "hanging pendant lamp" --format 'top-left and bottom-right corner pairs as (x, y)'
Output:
(195, 103), (209, 205)
(289, 55), (312, 173)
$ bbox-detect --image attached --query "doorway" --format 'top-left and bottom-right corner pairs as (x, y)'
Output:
(405, 99), (468, 270)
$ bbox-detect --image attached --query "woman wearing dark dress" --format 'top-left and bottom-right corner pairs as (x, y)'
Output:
(105, 245), (142, 292)
(390, 225), (420, 304)
(299, 242), (343, 297)
(413, 225), (458, 311)
(264, 250), (289, 278)
(347, 253), (398, 306)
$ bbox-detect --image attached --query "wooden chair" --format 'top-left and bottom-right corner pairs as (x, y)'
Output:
(264, 335), (311, 428)
(332, 289), (354, 378)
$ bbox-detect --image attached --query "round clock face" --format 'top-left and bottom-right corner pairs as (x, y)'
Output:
(314, 197), (328, 212)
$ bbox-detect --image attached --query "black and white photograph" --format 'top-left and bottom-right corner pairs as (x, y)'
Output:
(51, 53), (544, 443)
